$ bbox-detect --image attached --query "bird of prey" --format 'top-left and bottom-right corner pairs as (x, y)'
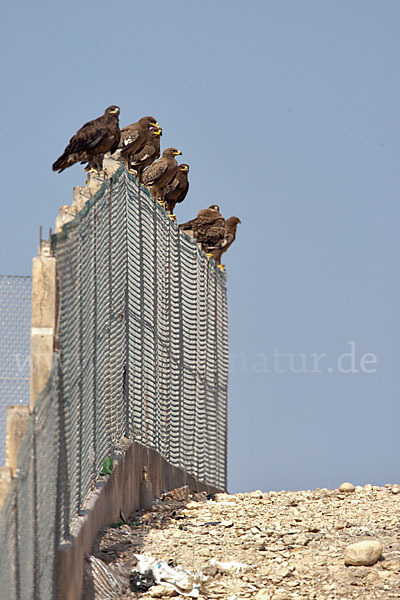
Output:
(164, 164), (190, 215)
(117, 116), (160, 169)
(179, 205), (225, 249)
(52, 105), (121, 173)
(206, 216), (241, 269)
(121, 127), (162, 182)
(142, 147), (182, 204)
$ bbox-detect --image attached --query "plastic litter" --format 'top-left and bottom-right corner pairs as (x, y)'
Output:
(130, 568), (155, 592)
(134, 553), (206, 598)
(209, 558), (249, 574)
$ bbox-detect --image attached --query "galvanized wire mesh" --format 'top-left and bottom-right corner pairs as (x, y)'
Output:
(0, 164), (228, 598)
(0, 355), (59, 600)
(53, 166), (228, 535)
(0, 276), (31, 465)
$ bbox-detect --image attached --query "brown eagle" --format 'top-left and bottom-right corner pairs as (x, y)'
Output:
(52, 105), (120, 173)
(118, 116), (160, 169)
(142, 147), (182, 203)
(179, 205), (225, 249)
(164, 164), (190, 214)
(122, 127), (162, 182)
(206, 216), (241, 268)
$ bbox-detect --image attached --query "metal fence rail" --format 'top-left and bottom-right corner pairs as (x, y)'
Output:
(0, 165), (229, 597)
(0, 276), (31, 465)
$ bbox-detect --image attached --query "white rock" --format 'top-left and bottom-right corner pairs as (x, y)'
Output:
(344, 540), (383, 566)
(392, 487), (400, 495)
(339, 482), (355, 492)
(149, 584), (177, 597)
(221, 519), (234, 527)
(254, 590), (270, 600)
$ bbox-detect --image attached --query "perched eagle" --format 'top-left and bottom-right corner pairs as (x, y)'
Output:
(164, 164), (190, 214)
(205, 216), (241, 267)
(121, 127), (162, 182)
(118, 116), (160, 169)
(52, 105), (121, 173)
(142, 147), (182, 203)
(179, 205), (225, 249)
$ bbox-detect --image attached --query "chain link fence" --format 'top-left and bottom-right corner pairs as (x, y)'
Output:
(0, 355), (60, 600)
(53, 167), (228, 536)
(0, 165), (228, 597)
(0, 276), (31, 465)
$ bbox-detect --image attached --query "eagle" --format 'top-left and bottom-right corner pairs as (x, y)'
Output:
(179, 205), (225, 249)
(117, 116), (160, 170)
(52, 105), (121, 173)
(121, 127), (162, 182)
(164, 164), (190, 215)
(142, 147), (182, 204)
(205, 216), (241, 269)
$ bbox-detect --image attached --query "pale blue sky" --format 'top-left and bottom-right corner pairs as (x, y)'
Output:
(1, 1), (399, 492)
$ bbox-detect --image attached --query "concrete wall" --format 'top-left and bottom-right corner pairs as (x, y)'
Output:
(57, 438), (222, 600)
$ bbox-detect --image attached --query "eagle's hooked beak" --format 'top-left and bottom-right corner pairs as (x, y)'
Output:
(173, 150), (182, 156)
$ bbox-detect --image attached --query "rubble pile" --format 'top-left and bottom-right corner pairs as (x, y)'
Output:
(87, 483), (400, 599)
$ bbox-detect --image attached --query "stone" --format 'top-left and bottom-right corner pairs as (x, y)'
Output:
(258, 541), (266, 551)
(254, 590), (270, 600)
(392, 487), (400, 495)
(149, 584), (177, 597)
(161, 485), (190, 501)
(292, 534), (310, 546)
(221, 519), (233, 527)
(344, 540), (383, 566)
(339, 482), (355, 492)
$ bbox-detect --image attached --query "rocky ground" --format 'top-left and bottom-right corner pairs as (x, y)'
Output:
(87, 482), (400, 600)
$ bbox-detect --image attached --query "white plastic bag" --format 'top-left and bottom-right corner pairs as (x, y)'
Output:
(134, 554), (205, 598)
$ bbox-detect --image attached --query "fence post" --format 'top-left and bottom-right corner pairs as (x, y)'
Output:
(0, 467), (12, 508)
(30, 240), (56, 412)
(5, 405), (29, 476)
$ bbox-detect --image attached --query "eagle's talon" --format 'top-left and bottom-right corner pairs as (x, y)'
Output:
(206, 253), (213, 259)
(217, 264), (225, 272)
(168, 214), (177, 222)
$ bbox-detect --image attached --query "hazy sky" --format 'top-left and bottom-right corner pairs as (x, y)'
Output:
(1, 1), (399, 492)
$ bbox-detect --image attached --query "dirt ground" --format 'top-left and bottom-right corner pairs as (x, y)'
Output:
(86, 483), (400, 599)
